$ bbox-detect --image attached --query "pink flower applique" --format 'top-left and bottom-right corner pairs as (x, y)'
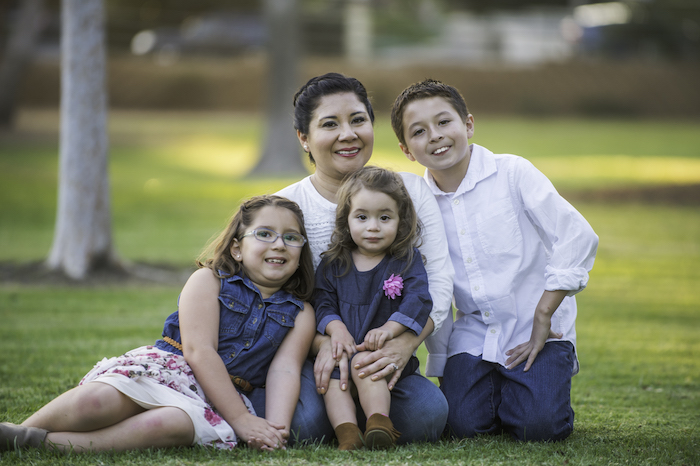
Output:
(383, 274), (403, 299)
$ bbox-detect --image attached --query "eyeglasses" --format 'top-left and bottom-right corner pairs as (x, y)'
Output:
(240, 228), (307, 248)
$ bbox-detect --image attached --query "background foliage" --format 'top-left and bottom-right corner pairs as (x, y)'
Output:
(0, 111), (698, 465)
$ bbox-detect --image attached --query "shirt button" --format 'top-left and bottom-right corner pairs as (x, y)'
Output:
(466, 257), (472, 263)
(245, 341), (250, 347)
(252, 318), (257, 324)
(281, 317), (286, 323)
(484, 311), (490, 317)
(257, 304), (263, 309)
(453, 199), (460, 205)
(460, 229), (466, 235)
(474, 285), (480, 291)
(230, 351), (236, 357)
(490, 329), (496, 334)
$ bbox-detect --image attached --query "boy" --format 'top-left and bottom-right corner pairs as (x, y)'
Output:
(390, 79), (598, 441)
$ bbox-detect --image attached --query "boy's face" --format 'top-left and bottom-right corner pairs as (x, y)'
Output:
(399, 96), (474, 176)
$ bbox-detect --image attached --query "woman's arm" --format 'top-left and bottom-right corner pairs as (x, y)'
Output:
(179, 269), (286, 450)
(265, 302), (316, 442)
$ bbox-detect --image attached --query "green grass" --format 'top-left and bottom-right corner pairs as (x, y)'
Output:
(1, 110), (699, 465)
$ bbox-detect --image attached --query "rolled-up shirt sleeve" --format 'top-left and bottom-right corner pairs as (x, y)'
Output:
(514, 158), (598, 295)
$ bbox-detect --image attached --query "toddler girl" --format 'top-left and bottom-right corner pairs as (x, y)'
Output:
(1, 195), (316, 453)
(312, 166), (432, 450)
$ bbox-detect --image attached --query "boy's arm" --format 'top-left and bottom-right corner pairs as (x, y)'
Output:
(505, 290), (566, 371)
(514, 158), (598, 296)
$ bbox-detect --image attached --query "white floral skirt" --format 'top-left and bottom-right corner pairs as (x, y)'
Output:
(80, 345), (255, 449)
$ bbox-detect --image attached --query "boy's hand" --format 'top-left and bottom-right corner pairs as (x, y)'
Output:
(505, 289), (567, 371)
(505, 314), (562, 371)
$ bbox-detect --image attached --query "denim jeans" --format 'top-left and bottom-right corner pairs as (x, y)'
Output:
(441, 341), (575, 442)
(249, 359), (448, 445)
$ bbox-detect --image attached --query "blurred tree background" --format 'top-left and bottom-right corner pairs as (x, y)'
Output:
(1, 0), (698, 120)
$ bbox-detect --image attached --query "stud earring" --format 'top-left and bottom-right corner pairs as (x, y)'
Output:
(303, 144), (309, 152)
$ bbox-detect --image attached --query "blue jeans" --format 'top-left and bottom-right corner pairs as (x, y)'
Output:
(249, 359), (448, 445)
(441, 341), (575, 442)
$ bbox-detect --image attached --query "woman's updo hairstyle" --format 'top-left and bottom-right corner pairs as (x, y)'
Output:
(293, 73), (375, 164)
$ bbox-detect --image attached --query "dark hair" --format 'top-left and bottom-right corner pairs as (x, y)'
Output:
(322, 166), (422, 276)
(390, 78), (470, 147)
(197, 195), (315, 301)
(293, 72), (375, 164)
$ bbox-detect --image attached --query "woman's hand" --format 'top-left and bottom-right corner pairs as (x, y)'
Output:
(354, 334), (414, 390)
(233, 412), (287, 451)
(313, 335), (349, 393)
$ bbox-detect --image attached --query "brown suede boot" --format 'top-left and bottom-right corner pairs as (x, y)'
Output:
(364, 414), (400, 449)
(334, 422), (364, 451)
(0, 422), (48, 451)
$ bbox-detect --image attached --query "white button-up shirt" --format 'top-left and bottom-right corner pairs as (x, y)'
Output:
(424, 144), (598, 376)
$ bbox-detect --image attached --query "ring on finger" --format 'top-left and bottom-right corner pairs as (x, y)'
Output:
(389, 363), (399, 372)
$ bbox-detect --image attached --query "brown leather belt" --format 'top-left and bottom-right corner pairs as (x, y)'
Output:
(163, 336), (255, 392)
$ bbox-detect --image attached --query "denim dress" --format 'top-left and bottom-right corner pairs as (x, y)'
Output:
(80, 272), (304, 449)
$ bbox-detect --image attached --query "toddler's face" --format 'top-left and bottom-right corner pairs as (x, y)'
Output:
(347, 187), (399, 259)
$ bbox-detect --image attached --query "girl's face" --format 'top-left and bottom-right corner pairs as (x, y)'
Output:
(298, 92), (374, 182)
(348, 187), (399, 259)
(230, 205), (304, 298)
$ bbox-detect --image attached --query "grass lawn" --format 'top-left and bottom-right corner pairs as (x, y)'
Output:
(1, 110), (699, 465)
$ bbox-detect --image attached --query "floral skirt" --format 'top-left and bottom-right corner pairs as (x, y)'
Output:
(80, 345), (255, 449)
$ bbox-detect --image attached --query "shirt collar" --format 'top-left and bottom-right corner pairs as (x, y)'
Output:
(225, 273), (304, 309)
(423, 144), (497, 196)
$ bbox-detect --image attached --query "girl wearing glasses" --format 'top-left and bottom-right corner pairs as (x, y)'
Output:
(312, 166), (432, 450)
(1, 195), (316, 453)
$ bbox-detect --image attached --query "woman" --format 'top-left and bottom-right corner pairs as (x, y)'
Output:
(275, 72), (454, 444)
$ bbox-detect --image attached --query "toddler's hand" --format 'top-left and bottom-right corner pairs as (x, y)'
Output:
(329, 328), (357, 360)
(364, 328), (393, 351)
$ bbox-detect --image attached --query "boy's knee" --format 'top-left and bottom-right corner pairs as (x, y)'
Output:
(509, 412), (573, 442)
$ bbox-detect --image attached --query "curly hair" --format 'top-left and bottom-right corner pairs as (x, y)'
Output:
(322, 166), (423, 276)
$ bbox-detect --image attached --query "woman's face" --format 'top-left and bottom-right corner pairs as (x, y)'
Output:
(298, 92), (374, 182)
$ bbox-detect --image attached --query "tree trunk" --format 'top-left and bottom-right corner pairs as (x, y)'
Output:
(251, 0), (306, 176)
(0, 0), (45, 128)
(46, 0), (118, 280)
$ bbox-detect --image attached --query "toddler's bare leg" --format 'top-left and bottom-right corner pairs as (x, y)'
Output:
(323, 379), (357, 428)
(351, 351), (390, 418)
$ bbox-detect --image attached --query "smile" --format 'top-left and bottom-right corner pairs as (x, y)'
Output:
(432, 146), (450, 155)
(265, 258), (286, 264)
(336, 148), (360, 157)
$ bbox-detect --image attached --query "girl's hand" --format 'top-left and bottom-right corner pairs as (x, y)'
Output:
(233, 413), (287, 451)
(313, 336), (349, 393)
